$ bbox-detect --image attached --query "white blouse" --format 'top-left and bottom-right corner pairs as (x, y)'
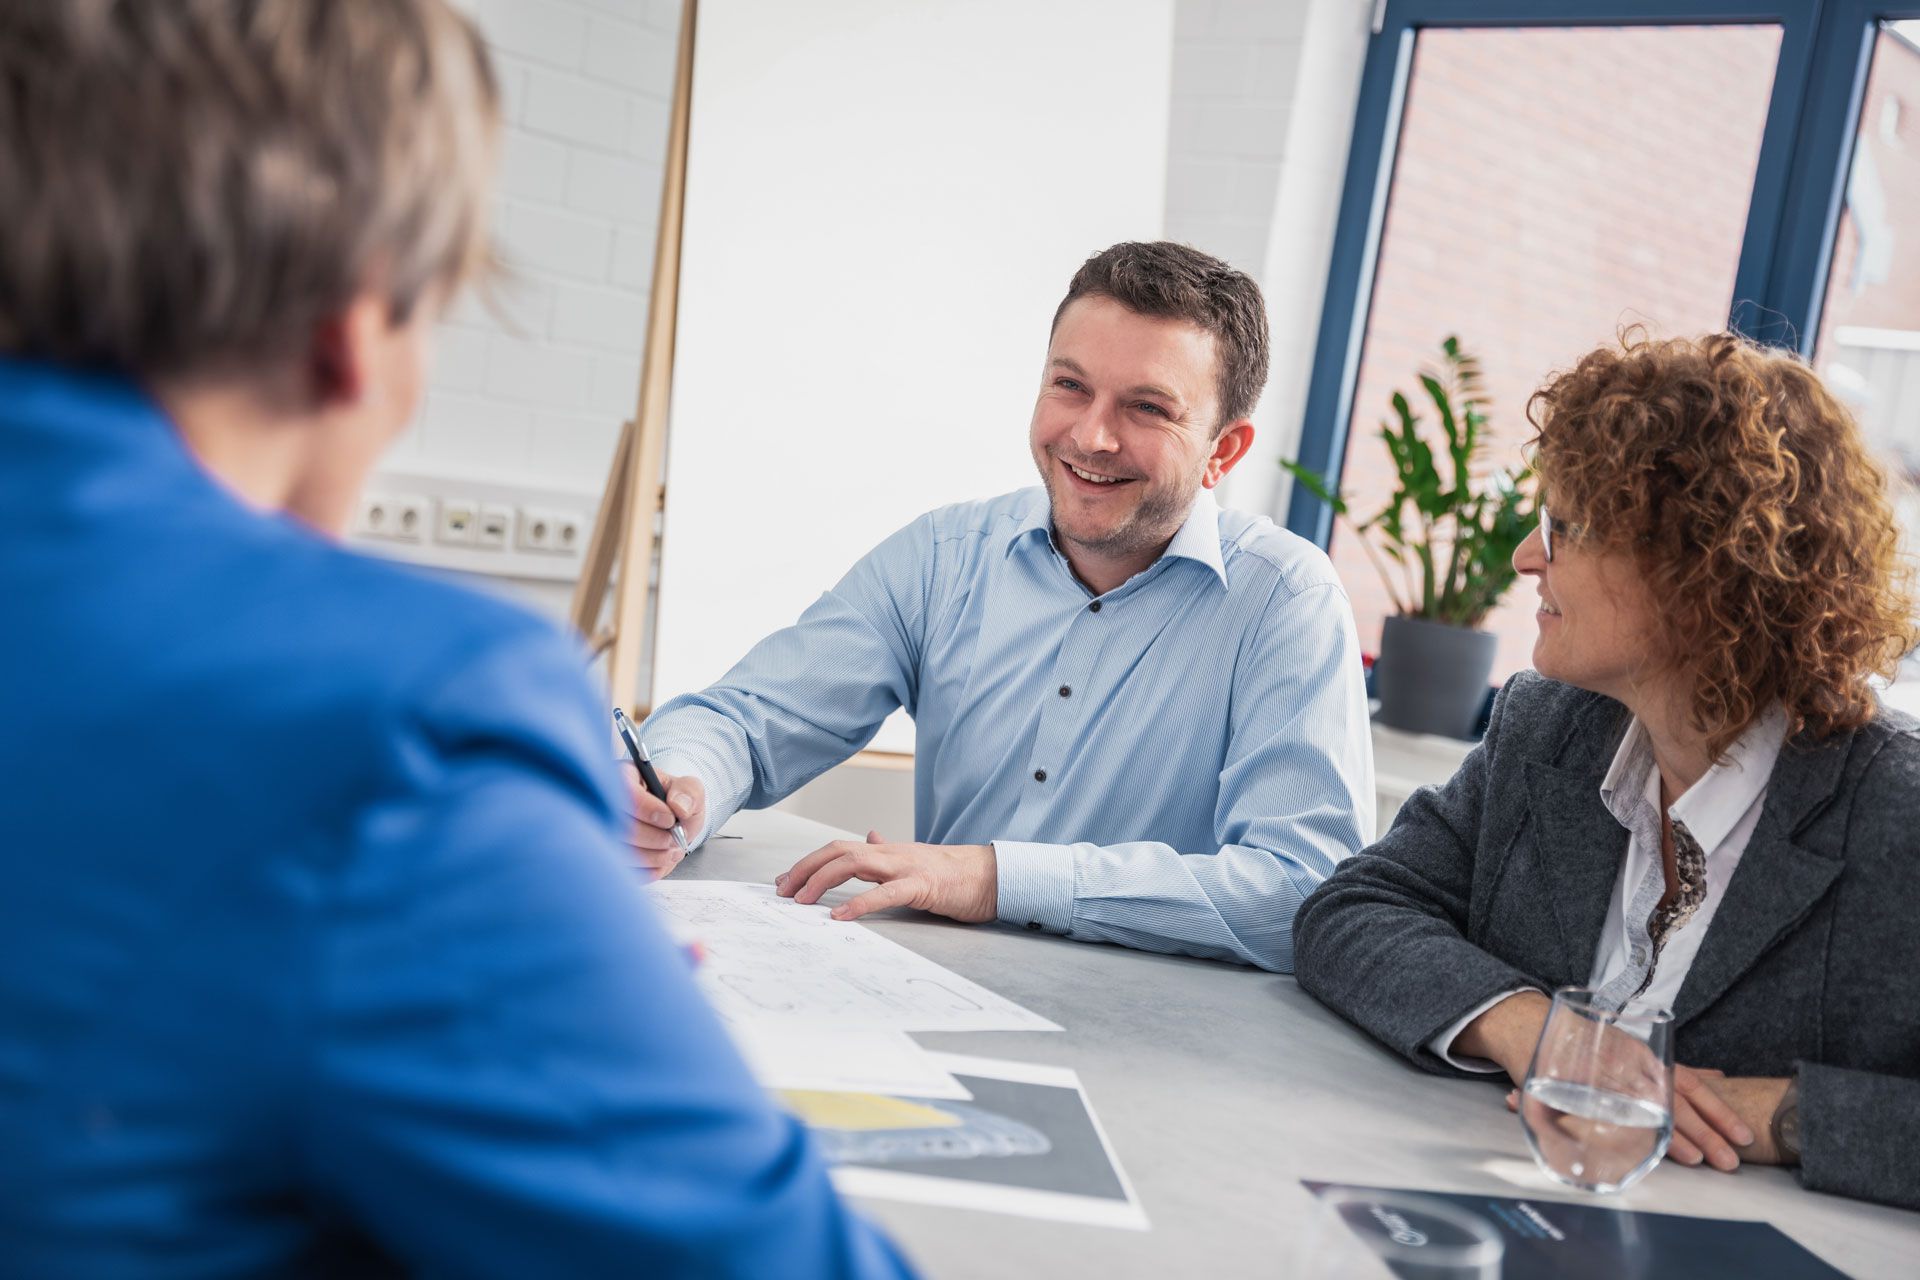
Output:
(1432, 705), (1788, 1070)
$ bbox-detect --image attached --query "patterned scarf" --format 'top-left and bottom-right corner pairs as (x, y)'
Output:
(1632, 817), (1708, 1000)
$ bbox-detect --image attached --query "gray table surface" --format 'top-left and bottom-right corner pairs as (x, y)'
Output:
(681, 809), (1920, 1279)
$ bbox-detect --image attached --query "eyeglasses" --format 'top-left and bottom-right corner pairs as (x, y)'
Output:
(1540, 509), (1584, 563)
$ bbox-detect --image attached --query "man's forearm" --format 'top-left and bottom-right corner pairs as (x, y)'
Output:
(995, 836), (1331, 972)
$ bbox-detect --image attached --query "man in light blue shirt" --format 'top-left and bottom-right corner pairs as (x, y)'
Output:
(636, 242), (1374, 972)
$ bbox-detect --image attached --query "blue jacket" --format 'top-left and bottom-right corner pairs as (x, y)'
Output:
(0, 360), (913, 1278)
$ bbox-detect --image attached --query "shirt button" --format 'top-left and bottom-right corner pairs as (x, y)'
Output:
(1033, 768), (1048, 783)
(1058, 685), (1072, 698)
(1088, 601), (1102, 613)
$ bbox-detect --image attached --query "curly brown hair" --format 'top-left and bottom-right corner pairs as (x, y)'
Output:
(1527, 330), (1918, 757)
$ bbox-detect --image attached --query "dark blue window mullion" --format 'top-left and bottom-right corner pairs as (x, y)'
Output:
(1727, 2), (1842, 347)
(1284, 14), (1416, 548)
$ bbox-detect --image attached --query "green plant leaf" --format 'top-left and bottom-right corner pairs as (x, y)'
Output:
(1278, 459), (1348, 517)
(1286, 338), (1536, 624)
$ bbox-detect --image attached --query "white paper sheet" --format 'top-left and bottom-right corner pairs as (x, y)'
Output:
(649, 881), (1060, 1034)
(729, 1027), (971, 1100)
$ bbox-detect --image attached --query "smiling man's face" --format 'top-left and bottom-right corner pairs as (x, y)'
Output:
(1030, 296), (1238, 584)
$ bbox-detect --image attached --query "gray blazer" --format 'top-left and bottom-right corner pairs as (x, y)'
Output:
(1294, 671), (1920, 1210)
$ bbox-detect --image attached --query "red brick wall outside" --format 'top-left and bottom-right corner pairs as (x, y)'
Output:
(1323, 24), (1783, 681)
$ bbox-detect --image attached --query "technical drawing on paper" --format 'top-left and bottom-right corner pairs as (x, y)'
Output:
(649, 881), (1060, 1034)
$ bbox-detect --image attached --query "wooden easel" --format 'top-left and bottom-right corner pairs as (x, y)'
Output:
(569, 0), (698, 715)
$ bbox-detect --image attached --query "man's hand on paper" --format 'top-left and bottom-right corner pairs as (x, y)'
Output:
(775, 831), (997, 923)
(625, 766), (706, 878)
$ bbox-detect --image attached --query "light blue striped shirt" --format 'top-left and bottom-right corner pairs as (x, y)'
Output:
(643, 487), (1375, 972)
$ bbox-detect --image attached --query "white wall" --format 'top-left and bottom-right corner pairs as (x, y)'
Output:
(363, 0), (1367, 607)
(339, 0), (1371, 832)
(651, 0), (1176, 752)
(1165, 0), (1373, 523)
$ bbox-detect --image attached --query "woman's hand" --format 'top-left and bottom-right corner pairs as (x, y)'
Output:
(1467, 992), (1787, 1172)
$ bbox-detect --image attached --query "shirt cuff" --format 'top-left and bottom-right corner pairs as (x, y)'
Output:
(991, 840), (1076, 934)
(1428, 987), (1537, 1073)
(647, 744), (733, 847)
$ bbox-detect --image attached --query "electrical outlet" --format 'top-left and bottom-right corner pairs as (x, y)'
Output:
(356, 493), (393, 538)
(475, 504), (513, 550)
(435, 497), (477, 545)
(390, 494), (427, 542)
(359, 492), (428, 543)
(551, 512), (584, 556)
(517, 507), (560, 553)
(354, 469), (593, 580)
(514, 507), (587, 556)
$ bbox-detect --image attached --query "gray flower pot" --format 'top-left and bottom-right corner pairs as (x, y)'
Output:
(1375, 614), (1498, 740)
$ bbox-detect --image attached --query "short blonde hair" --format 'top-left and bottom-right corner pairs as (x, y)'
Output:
(1529, 331), (1919, 756)
(0, 0), (500, 379)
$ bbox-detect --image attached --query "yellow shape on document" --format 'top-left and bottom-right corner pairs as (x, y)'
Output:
(778, 1091), (962, 1131)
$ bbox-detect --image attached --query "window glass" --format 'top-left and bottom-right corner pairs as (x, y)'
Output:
(1813, 19), (1920, 711)
(1331, 24), (1781, 679)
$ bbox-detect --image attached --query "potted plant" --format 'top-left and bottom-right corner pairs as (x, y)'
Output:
(1283, 337), (1534, 739)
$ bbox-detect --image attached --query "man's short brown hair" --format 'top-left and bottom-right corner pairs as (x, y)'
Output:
(1051, 241), (1271, 430)
(0, 0), (500, 380)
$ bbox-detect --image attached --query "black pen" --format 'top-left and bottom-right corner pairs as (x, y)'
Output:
(613, 707), (690, 855)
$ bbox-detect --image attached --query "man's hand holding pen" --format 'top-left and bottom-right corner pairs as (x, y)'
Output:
(625, 767), (706, 878)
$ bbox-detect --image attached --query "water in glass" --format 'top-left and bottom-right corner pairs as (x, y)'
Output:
(1519, 987), (1674, 1194)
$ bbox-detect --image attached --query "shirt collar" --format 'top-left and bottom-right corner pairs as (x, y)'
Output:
(1162, 488), (1228, 585)
(1005, 485), (1228, 589)
(1599, 704), (1789, 854)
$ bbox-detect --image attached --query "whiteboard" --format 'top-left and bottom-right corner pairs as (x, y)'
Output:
(656, 0), (1174, 753)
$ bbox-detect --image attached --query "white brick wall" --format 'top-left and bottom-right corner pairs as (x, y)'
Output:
(1164, 0), (1311, 277)
(1164, 0), (1371, 521)
(388, 0), (681, 499)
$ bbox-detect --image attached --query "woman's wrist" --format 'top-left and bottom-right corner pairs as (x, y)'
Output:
(1455, 990), (1551, 1079)
(1769, 1072), (1802, 1165)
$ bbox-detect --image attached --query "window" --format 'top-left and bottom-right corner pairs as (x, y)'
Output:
(1290, 1), (1920, 685)
(1331, 23), (1779, 679)
(1813, 19), (1920, 710)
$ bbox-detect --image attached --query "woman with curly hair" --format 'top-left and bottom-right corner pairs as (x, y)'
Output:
(1293, 331), (1920, 1209)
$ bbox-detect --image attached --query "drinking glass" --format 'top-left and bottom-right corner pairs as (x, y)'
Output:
(1292, 1187), (1504, 1279)
(1519, 986), (1674, 1193)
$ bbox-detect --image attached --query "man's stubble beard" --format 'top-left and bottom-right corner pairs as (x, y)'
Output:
(1036, 446), (1207, 564)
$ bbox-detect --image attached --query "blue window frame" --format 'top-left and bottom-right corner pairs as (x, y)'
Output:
(1286, 0), (1920, 546)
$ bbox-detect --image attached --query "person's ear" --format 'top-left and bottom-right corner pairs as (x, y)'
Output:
(307, 295), (391, 407)
(1202, 419), (1256, 488)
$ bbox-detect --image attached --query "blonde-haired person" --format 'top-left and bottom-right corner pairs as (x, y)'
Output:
(1293, 331), (1920, 1209)
(0, 2), (911, 1275)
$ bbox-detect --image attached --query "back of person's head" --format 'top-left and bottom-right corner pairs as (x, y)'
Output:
(1527, 329), (1919, 752)
(0, 0), (499, 382)
(1052, 241), (1271, 430)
